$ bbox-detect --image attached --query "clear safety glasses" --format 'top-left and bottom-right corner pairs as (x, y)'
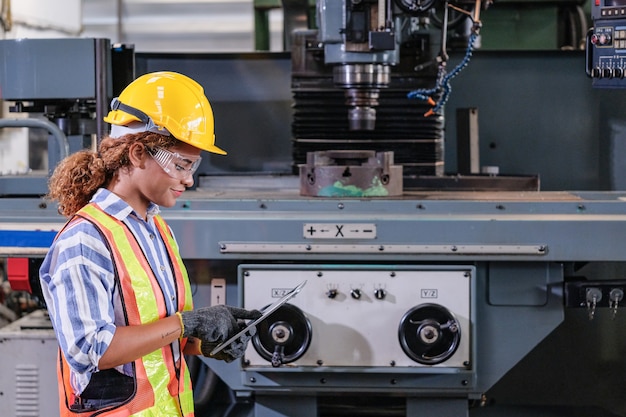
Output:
(147, 147), (202, 180)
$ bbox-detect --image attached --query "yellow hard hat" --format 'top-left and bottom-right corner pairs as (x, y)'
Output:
(104, 71), (226, 155)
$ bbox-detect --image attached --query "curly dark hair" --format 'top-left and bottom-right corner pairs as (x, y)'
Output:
(47, 132), (179, 217)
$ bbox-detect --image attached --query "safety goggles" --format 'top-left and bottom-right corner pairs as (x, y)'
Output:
(147, 147), (202, 180)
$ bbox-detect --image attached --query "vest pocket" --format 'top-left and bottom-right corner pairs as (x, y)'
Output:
(76, 368), (135, 409)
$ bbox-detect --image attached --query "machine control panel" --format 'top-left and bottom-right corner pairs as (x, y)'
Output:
(589, 4), (626, 87)
(240, 265), (473, 370)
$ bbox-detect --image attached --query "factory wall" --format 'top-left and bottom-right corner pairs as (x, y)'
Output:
(81, 0), (283, 53)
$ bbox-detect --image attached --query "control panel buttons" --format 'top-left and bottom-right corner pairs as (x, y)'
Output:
(592, 67), (602, 78)
(600, 33), (612, 45)
(591, 33), (612, 45)
(590, 66), (625, 79)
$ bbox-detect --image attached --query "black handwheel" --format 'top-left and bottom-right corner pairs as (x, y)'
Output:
(252, 303), (312, 366)
(398, 303), (461, 365)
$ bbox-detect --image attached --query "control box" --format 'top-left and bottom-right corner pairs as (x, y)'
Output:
(588, 2), (626, 87)
(240, 264), (473, 370)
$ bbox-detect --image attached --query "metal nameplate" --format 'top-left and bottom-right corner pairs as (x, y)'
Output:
(303, 223), (377, 239)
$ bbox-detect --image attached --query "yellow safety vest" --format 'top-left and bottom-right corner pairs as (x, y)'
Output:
(56, 203), (195, 417)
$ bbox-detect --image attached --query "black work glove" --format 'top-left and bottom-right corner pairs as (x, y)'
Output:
(201, 324), (258, 362)
(180, 305), (261, 343)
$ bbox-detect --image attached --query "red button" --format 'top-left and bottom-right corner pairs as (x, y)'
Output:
(7, 257), (31, 293)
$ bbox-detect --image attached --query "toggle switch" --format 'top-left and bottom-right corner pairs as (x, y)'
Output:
(610, 288), (624, 319)
(586, 287), (602, 302)
(586, 287), (602, 320)
(609, 288), (623, 303)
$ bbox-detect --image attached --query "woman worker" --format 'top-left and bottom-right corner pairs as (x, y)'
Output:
(39, 71), (260, 416)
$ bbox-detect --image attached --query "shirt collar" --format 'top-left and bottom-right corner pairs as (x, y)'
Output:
(91, 188), (161, 222)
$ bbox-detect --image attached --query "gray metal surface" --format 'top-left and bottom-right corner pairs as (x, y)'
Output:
(0, 38), (106, 100)
(444, 50), (626, 191)
(0, 310), (58, 417)
(1, 187), (624, 415)
(158, 186), (626, 262)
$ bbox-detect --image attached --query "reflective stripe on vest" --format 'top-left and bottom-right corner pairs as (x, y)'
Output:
(57, 203), (194, 417)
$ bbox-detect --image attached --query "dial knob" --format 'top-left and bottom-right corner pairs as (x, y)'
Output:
(374, 288), (387, 300)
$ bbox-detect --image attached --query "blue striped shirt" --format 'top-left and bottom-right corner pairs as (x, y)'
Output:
(39, 188), (182, 394)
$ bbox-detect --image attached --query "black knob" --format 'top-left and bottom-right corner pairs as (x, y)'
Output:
(374, 288), (386, 300)
(351, 288), (362, 299)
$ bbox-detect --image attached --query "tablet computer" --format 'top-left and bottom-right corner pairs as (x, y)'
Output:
(209, 280), (307, 356)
